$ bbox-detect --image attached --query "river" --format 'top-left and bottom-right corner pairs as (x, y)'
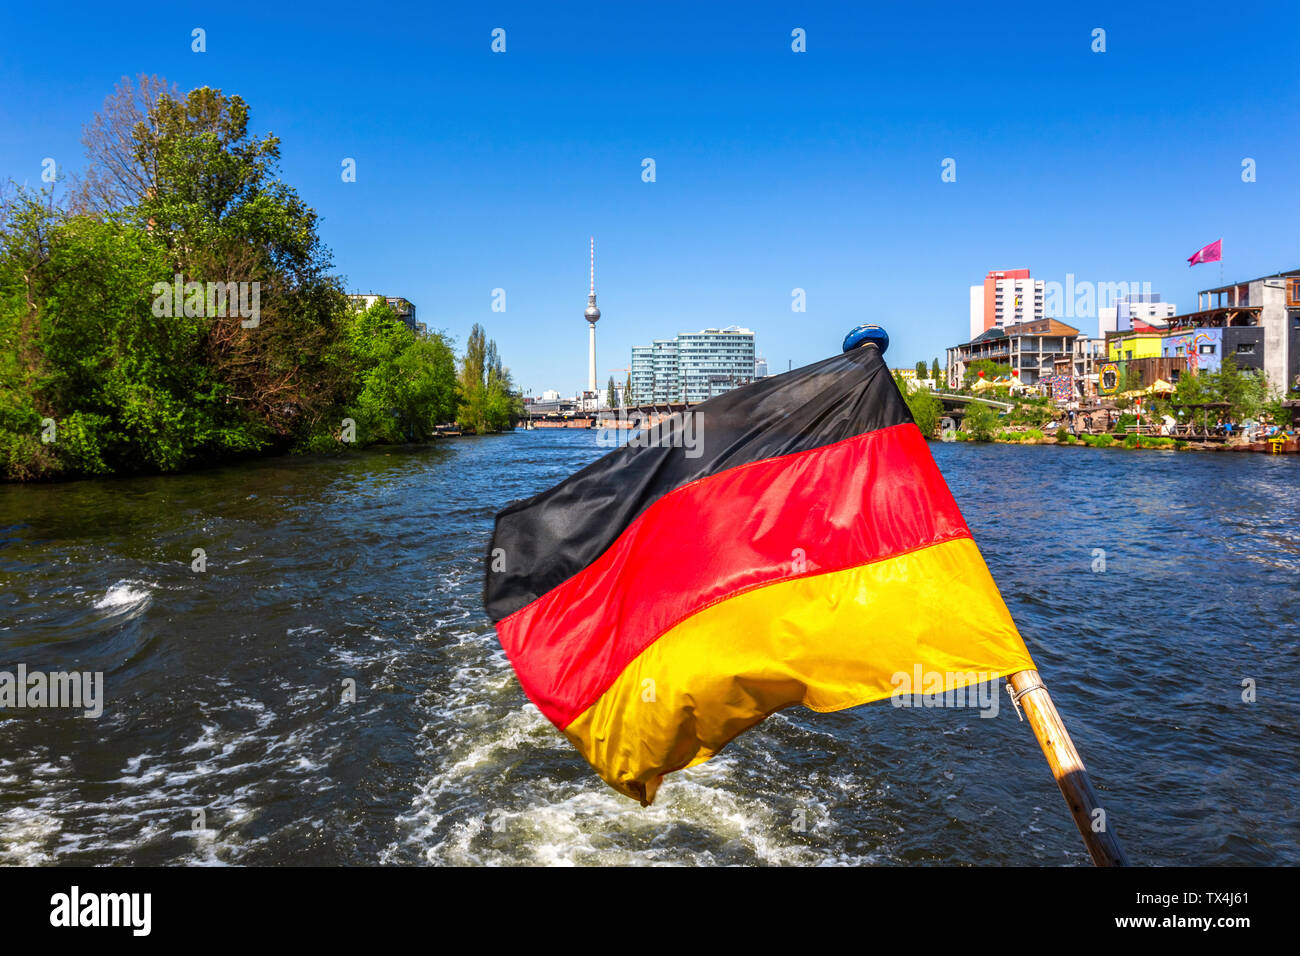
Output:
(1, 432), (1296, 865)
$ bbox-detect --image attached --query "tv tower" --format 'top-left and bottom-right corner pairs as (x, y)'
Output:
(584, 237), (600, 393)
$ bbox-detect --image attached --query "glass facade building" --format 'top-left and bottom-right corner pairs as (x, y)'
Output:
(630, 327), (755, 403)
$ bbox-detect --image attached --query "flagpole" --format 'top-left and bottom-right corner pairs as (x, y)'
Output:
(1006, 669), (1130, 866)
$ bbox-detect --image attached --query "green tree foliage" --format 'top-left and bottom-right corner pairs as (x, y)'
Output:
(1007, 397), (1054, 428)
(915, 360), (927, 379)
(931, 358), (941, 381)
(903, 388), (943, 438)
(962, 402), (998, 441)
(624, 372), (632, 406)
(457, 323), (522, 433)
(1167, 355), (1273, 422)
(0, 192), (259, 478)
(0, 76), (522, 480)
(336, 299), (457, 446)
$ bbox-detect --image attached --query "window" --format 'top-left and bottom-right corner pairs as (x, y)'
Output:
(1235, 342), (1256, 354)
(1199, 343), (1216, 355)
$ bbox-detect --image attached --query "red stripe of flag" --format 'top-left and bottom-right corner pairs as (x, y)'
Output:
(496, 423), (972, 728)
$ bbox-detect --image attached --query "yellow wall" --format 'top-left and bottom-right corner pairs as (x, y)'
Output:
(1107, 335), (1164, 361)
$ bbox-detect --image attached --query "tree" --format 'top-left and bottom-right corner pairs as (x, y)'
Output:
(962, 402), (998, 441)
(963, 359), (1011, 388)
(73, 74), (179, 214)
(606, 376), (617, 409)
(79, 78), (352, 448)
(1, 76), (525, 479)
(915, 360), (927, 379)
(904, 388), (943, 437)
(457, 323), (522, 433)
(931, 358), (941, 381)
(0, 191), (256, 477)
(624, 372), (632, 407)
(338, 299), (457, 445)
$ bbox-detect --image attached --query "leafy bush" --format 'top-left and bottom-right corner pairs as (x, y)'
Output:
(342, 300), (458, 445)
(962, 403), (998, 442)
(1055, 427), (1069, 442)
(903, 388), (943, 438)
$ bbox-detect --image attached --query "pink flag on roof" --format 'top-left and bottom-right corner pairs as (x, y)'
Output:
(1188, 239), (1222, 266)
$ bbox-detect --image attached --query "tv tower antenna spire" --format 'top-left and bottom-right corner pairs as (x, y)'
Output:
(584, 236), (601, 393)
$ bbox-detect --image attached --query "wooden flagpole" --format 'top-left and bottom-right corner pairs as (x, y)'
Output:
(1007, 669), (1129, 866)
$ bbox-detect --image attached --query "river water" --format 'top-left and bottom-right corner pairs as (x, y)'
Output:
(1, 432), (1296, 865)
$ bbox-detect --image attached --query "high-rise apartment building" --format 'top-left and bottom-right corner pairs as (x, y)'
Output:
(969, 269), (1045, 339)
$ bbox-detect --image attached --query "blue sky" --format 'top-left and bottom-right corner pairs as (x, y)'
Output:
(2, 1), (1297, 394)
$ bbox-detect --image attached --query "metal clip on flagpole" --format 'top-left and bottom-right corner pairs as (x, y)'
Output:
(843, 325), (1129, 868)
(1005, 669), (1129, 866)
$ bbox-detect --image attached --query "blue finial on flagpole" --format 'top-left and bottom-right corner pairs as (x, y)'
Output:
(842, 324), (888, 356)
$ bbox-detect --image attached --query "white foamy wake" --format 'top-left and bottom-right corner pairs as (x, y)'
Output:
(93, 581), (153, 614)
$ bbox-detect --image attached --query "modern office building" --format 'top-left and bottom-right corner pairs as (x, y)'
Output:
(969, 269), (1046, 340)
(630, 339), (682, 403)
(630, 327), (756, 403)
(677, 327), (756, 401)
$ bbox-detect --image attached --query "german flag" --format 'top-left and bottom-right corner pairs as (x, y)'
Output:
(485, 342), (1034, 804)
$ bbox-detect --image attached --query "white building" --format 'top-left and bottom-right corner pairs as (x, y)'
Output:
(1098, 293), (1177, 336)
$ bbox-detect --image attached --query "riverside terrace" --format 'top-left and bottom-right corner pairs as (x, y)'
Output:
(945, 269), (1300, 404)
(1103, 271), (1300, 392)
(945, 318), (1083, 389)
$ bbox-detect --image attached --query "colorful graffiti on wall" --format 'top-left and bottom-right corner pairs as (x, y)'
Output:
(1162, 328), (1222, 374)
(1042, 373), (1074, 402)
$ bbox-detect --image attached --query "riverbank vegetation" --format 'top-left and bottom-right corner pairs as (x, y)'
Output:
(0, 77), (522, 481)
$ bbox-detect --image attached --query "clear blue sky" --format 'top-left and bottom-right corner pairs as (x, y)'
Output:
(2, 1), (1297, 394)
